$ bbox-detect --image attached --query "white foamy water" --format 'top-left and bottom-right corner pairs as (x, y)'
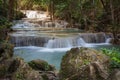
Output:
(21, 10), (48, 19)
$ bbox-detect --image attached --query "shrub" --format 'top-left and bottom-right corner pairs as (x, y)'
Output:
(14, 11), (26, 20)
(101, 48), (120, 69)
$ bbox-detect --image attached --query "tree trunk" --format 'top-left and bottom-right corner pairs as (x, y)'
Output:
(110, 0), (118, 44)
(100, 0), (106, 11)
(8, 0), (15, 21)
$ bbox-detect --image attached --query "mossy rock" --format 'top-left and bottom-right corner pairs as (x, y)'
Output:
(12, 58), (43, 80)
(0, 57), (43, 80)
(0, 42), (14, 61)
(28, 59), (55, 71)
(60, 47), (110, 80)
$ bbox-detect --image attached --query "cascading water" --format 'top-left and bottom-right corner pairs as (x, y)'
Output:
(10, 10), (117, 70)
(78, 33), (107, 43)
(10, 32), (112, 48)
(45, 37), (86, 48)
(21, 10), (48, 19)
(10, 36), (50, 47)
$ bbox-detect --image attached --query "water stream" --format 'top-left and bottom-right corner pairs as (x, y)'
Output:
(10, 10), (119, 70)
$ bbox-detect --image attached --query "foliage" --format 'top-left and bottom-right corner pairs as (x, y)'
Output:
(0, 16), (12, 27)
(101, 48), (120, 69)
(14, 11), (26, 20)
(0, 0), (120, 33)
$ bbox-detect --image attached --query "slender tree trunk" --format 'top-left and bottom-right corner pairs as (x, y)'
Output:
(49, 0), (55, 21)
(110, 0), (118, 43)
(110, 0), (114, 24)
(15, 0), (18, 18)
(3, 0), (7, 17)
(8, 0), (15, 21)
(84, 15), (88, 30)
(100, 0), (106, 11)
(52, 0), (55, 21)
(46, 6), (49, 16)
(69, 2), (73, 28)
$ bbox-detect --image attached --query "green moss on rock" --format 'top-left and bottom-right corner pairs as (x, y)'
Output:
(60, 47), (110, 80)
(12, 58), (43, 80)
(28, 59), (55, 71)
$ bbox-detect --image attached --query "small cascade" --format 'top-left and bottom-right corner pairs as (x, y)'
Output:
(45, 37), (86, 48)
(77, 38), (86, 46)
(79, 33), (107, 43)
(10, 36), (50, 47)
(12, 21), (41, 31)
(12, 20), (68, 31)
(10, 31), (112, 48)
(21, 10), (47, 19)
(45, 38), (71, 48)
(105, 38), (112, 43)
(44, 20), (68, 28)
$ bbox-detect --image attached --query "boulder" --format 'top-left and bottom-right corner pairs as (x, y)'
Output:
(0, 57), (43, 80)
(28, 59), (55, 71)
(60, 47), (110, 80)
(12, 57), (43, 80)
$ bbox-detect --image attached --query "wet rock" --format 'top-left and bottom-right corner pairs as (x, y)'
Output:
(28, 59), (55, 71)
(60, 47), (110, 80)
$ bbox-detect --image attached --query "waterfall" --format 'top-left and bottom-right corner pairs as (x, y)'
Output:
(10, 36), (50, 47)
(105, 38), (112, 43)
(21, 10), (47, 19)
(44, 33), (113, 48)
(45, 38), (71, 48)
(78, 33), (107, 43)
(10, 14), (112, 48)
(45, 37), (86, 48)
(10, 32), (112, 48)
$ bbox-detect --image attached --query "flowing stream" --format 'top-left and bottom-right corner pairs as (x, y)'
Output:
(9, 10), (119, 70)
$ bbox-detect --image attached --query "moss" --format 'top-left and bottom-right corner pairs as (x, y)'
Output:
(28, 59), (55, 71)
